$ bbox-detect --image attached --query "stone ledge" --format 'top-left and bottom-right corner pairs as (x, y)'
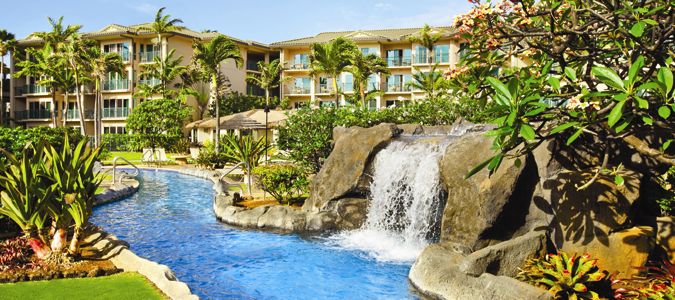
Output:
(94, 178), (140, 206)
(87, 229), (198, 300)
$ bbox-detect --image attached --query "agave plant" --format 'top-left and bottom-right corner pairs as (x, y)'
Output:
(43, 135), (103, 256)
(220, 134), (268, 172)
(517, 252), (612, 299)
(0, 144), (53, 259)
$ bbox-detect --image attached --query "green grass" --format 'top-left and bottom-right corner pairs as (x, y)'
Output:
(102, 151), (144, 165)
(0, 272), (166, 300)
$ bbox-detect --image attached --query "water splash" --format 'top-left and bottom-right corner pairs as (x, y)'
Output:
(329, 138), (448, 263)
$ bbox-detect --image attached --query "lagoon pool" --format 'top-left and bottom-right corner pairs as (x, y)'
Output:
(91, 170), (415, 299)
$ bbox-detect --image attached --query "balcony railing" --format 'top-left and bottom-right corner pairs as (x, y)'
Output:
(385, 83), (413, 93)
(26, 84), (49, 94)
(102, 107), (130, 119)
(413, 55), (450, 65)
(15, 86), (25, 95)
(284, 85), (311, 95)
(103, 79), (130, 91)
(15, 109), (52, 120)
(246, 60), (263, 71)
(316, 84), (335, 94)
(139, 51), (160, 63)
(105, 50), (130, 61)
(386, 57), (412, 67)
(285, 60), (310, 70)
(138, 78), (161, 86)
(65, 109), (95, 120)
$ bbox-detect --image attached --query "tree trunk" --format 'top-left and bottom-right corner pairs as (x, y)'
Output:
(27, 229), (51, 259)
(67, 226), (82, 256)
(62, 90), (68, 127)
(0, 57), (4, 126)
(212, 74), (220, 154)
(94, 89), (99, 148)
(360, 82), (366, 108)
(50, 227), (67, 252)
(76, 85), (86, 136)
(333, 77), (339, 108)
(51, 89), (57, 127)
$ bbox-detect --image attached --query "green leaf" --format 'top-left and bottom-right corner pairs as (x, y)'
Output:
(658, 67), (673, 93)
(608, 101), (626, 127)
(506, 110), (517, 126)
(507, 78), (519, 101)
(487, 153), (504, 171)
(642, 116), (653, 125)
(614, 175), (625, 186)
(663, 140), (672, 152)
(548, 76), (561, 91)
(635, 96), (649, 109)
(592, 66), (625, 90)
(630, 21), (646, 37)
(658, 106), (671, 119)
(564, 67), (577, 82)
(643, 19), (658, 25)
(486, 77), (512, 101)
(628, 56), (645, 85)
(514, 158), (522, 168)
(566, 127), (584, 145)
(551, 122), (579, 134)
(637, 82), (660, 92)
(465, 156), (493, 179)
(615, 119), (631, 133)
(519, 124), (536, 141)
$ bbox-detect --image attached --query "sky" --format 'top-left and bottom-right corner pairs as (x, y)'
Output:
(0, 0), (473, 44)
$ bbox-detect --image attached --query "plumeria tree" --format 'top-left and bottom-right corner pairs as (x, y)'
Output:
(451, 0), (674, 188)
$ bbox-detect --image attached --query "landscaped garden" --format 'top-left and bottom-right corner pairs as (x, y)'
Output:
(1, 0), (674, 299)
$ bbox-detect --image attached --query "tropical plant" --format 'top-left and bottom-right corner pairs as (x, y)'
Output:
(252, 164), (308, 205)
(136, 49), (186, 99)
(32, 16), (82, 49)
(87, 47), (125, 147)
(0, 143), (53, 259)
(176, 64), (210, 118)
(0, 30), (16, 126)
(453, 0), (675, 184)
(195, 142), (228, 170)
(126, 98), (192, 150)
(246, 59), (287, 108)
(408, 64), (447, 100)
(43, 135), (102, 255)
(62, 36), (97, 135)
(192, 34), (243, 154)
(0, 126), (83, 158)
(517, 252), (613, 299)
(220, 134), (268, 171)
(309, 37), (358, 107)
(138, 7), (185, 60)
(347, 51), (389, 107)
(0, 237), (33, 271)
(407, 24), (442, 64)
(208, 92), (275, 117)
(14, 45), (62, 127)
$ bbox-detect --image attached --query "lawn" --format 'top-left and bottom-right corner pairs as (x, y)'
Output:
(102, 151), (144, 165)
(0, 272), (166, 300)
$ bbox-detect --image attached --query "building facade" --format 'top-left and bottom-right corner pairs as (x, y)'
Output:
(270, 27), (461, 109)
(9, 24), (274, 136)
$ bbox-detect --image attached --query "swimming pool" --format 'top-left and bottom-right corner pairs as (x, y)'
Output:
(91, 170), (415, 299)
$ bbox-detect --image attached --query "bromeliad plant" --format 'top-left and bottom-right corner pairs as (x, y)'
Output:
(517, 252), (613, 299)
(221, 134), (268, 172)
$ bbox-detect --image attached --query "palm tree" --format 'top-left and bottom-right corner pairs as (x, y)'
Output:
(62, 36), (97, 135)
(33, 17), (82, 49)
(347, 52), (390, 107)
(15, 45), (63, 127)
(309, 37), (358, 107)
(408, 24), (442, 64)
(88, 48), (124, 147)
(53, 66), (75, 127)
(176, 64), (210, 118)
(0, 30), (15, 126)
(137, 49), (186, 99)
(192, 35), (243, 154)
(138, 7), (185, 60)
(407, 65), (447, 100)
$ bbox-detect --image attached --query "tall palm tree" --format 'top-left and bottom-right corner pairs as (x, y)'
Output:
(137, 49), (186, 99)
(138, 7), (185, 60)
(309, 37), (357, 108)
(176, 64), (210, 118)
(407, 65), (447, 100)
(33, 17), (82, 49)
(0, 30), (15, 126)
(62, 36), (97, 135)
(192, 35), (242, 154)
(88, 48), (124, 147)
(408, 24), (442, 64)
(246, 59), (286, 109)
(15, 45), (63, 127)
(347, 52), (390, 107)
(53, 66), (75, 127)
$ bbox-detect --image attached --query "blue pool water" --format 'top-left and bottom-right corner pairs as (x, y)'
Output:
(91, 170), (415, 299)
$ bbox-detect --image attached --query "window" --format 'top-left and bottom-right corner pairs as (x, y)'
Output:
(386, 49), (411, 66)
(103, 43), (130, 60)
(367, 75), (378, 91)
(387, 75), (412, 92)
(367, 99), (378, 110)
(318, 77), (331, 93)
(293, 77), (311, 94)
(292, 54), (309, 68)
(293, 101), (308, 109)
(385, 100), (401, 107)
(458, 43), (469, 61)
(343, 73), (353, 92)
(103, 126), (126, 135)
(434, 45), (450, 63)
(103, 98), (129, 118)
(416, 45), (428, 64)
(320, 101), (335, 107)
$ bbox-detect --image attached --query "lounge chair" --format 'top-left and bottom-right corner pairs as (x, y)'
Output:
(142, 148), (155, 163)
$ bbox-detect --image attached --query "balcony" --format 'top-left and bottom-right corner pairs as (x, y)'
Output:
(64, 109), (93, 120)
(285, 60), (310, 70)
(15, 86), (26, 95)
(316, 84), (335, 94)
(386, 57), (412, 67)
(246, 60), (263, 72)
(284, 85), (311, 95)
(103, 79), (130, 91)
(139, 51), (160, 63)
(15, 109), (52, 120)
(26, 84), (49, 94)
(138, 78), (161, 86)
(102, 107), (130, 119)
(105, 50), (130, 62)
(385, 83), (413, 93)
(412, 55), (450, 65)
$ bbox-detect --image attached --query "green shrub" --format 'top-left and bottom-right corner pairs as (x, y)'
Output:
(0, 127), (83, 157)
(101, 134), (184, 152)
(252, 164), (308, 205)
(517, 252), (614, 299)
(221, 134), (268, 172)
(195, 143), (228, 170)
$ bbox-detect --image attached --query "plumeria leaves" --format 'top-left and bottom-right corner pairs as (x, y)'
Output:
(592, 67), (624, 90)
(608, 100), (626, 127)
(519, 124), (536, 141)
(630, 21), (646, 37)
(658, 106), (671, 119)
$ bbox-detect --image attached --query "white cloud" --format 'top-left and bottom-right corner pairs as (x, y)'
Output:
(374, 2), (393, 9)
(128, 3), (159, 15)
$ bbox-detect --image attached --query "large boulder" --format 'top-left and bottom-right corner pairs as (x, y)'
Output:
(303, 123), (401, 212)
(656, 217), (675, 262)
(439, 132), (537, 251)
(459, 231), (547, 277)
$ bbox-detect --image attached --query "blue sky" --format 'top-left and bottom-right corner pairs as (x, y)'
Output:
(0, 0), (473, 44)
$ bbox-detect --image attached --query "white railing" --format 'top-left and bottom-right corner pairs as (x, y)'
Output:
(111, 156), (140, 183)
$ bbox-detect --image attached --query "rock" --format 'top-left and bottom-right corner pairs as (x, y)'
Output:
(305, 212), (338, 231)
(439, 132), (533, 251)
(459, 231), (547, 277)
(656, 217), (675, 262)
(229, 206), (269, 228)
(544, 170), (642, 248)
(409, 244), (553, 300)
(303, 123), (402, 212)
(324, 198), (369, 230)
(398, 124), (424, 135)
(561, 226), (655, 278)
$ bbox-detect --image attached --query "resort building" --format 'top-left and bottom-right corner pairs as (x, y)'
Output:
(8, 24), (275, 135)
(269, 27), (460, 109)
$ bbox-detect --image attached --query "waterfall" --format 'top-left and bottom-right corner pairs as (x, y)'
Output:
(328, 137), (448, 263)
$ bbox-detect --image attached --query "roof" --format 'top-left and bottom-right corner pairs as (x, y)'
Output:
(270, 26), (457, 47)
(17, 23), (269, 48)
(186, 109), (290, 130)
